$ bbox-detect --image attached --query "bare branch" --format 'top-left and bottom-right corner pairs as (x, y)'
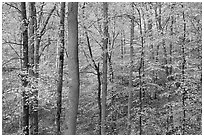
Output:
(4, 2), (21, 13)
(40, 4), (56, 36)
(3, 57), (22, 66)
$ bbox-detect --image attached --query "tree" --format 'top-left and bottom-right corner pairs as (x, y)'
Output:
(65, 2), (79, 135)
(20, 2), (29, 135)
(181, 4), (186, 135)
(28, 2), (38, 134)
(56, 2), (65, 135)
(127, 2), (134, 135)
(101, 2), (108, 135)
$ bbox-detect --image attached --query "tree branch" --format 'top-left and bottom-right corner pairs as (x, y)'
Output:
(4, 2), (21, 13)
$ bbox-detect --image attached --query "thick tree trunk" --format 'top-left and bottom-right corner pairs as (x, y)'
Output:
(28, 2), (38, 134)
(20, 2), (29, 135)
(101, 2), (108, 135)
(127, 2), (134, 135)
(65, 2), (79, 135)
(56, 2), (65, 135)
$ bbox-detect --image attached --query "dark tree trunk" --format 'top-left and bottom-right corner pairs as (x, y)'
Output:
(96, 64), (102, 135)
(56, 2), (65, 135)
(65, 2), (79, 135)
(101, 2), (108, 135)
(181, 4), (186, 135)
(20, 2), (29, 135)
(28, 2), (38, 134)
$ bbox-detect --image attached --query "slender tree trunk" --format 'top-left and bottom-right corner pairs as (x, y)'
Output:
(96, 64), (102, 135)
(65, 2), (79, 135)
(82, 4), (102, 132)
(56, 2), (65, 135)
(127, 2), (134, 135)
(166, 5), (174, 134)
(101, 2), (108, 135)
(20, 2), (29, 135)
(136, 6), (144, 135)
(181, 4), (186, 135)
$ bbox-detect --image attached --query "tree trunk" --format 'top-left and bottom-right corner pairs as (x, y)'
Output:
(136, 6), (144, 135)
(20, 2), (29, 135)
(101, 2), (108, 135)
(181, 4), (186, 135)
(56, 2), (65, 135)
(65, 2), (79, 135)
(28, 2), (38, 134)
(127, 2), (134, 135)
(96, 64), (102, 135)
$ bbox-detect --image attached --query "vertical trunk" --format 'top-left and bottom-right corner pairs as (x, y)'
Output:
(28, 2), (37, 134)
(56, 2), (65, 135)
(96, 64), (102, 135)
(127, 2), (134, 135)
(20, 2), (29, 135)
(29, 3), (38, 134)
(166, 5), (174, 134)
(28, 2), (35, 66)
(138, 8), (144, 135)
(101, 2), (108, 135)
(65, 2), (79, 135)
(181, 4), (186, 135)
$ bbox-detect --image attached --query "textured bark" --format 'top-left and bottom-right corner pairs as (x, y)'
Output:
(65, 2), (79, 135)
(56, 2), (65, 135)
(20, 2), (29, 135)
(101, 2), (108, 135)
(28, 2), (35, 66)
(28, 2), (38, 134)
(127, 2), (134, 135)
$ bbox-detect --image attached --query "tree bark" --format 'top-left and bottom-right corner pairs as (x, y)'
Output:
(20, 2), (29, 135)
(65, 2), (79, 135)
(56, 2), (65, 135)
(127, 2), (134, 135)
(28, 2), (39, 134)
(101, 2), (108, 135)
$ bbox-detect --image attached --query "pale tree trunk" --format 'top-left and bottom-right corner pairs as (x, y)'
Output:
(127, 2), (134, 135)
(101, 2), (108, 135)
(20, 2), (29, 135)
(65, 2), (79, 135)
(56, 2), (65, 135)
